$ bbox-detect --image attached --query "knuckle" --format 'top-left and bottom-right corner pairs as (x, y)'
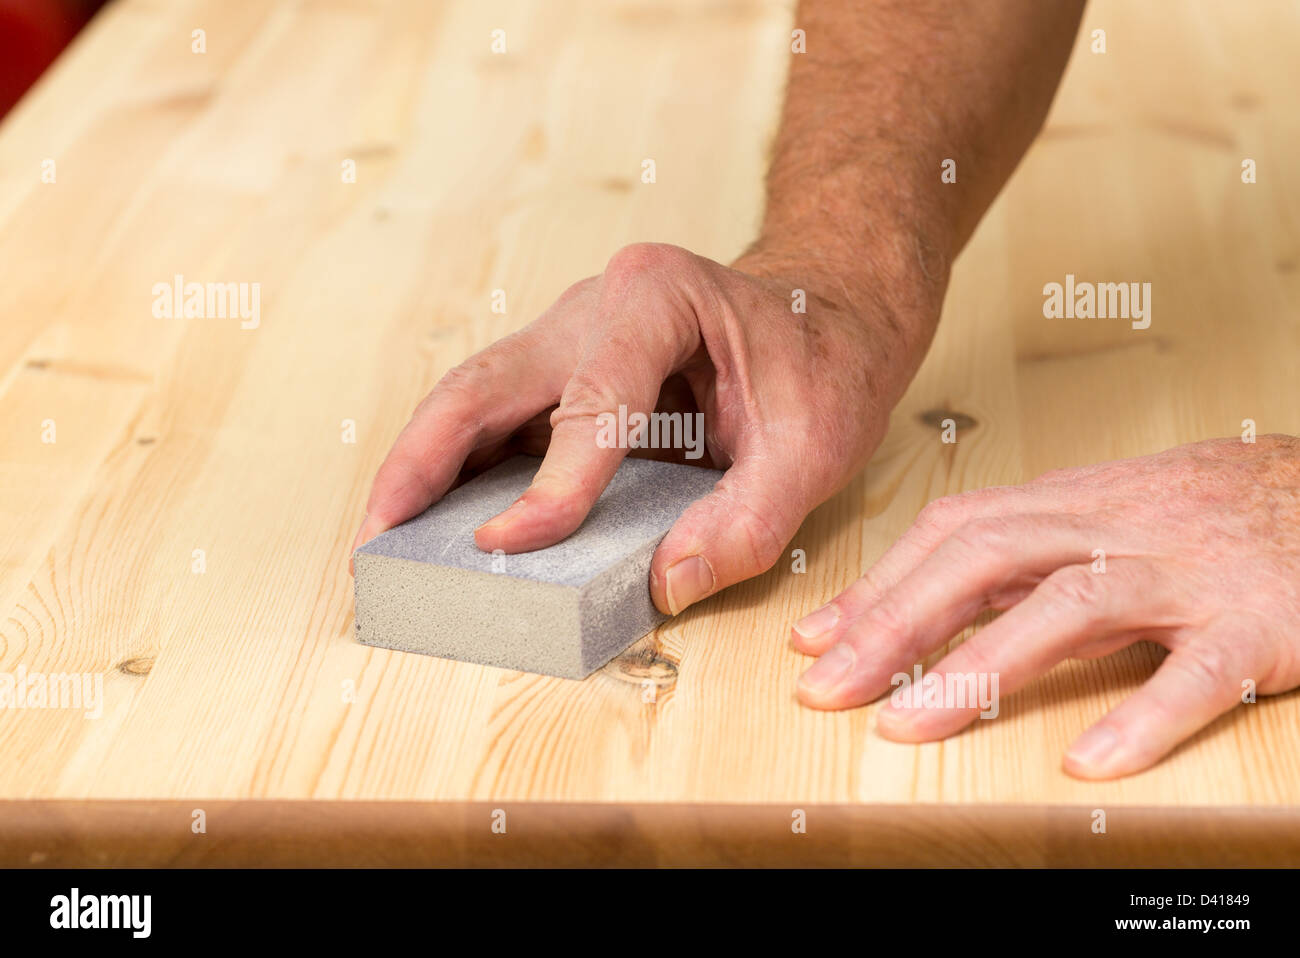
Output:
(913, 495), (972, 544)
(734, 497), (788, 574)
(597, 245), (702, 360)
(914, 497), (957, 534)
(1172, 643), (1232, 698)
(1038, 564), (1103, 610)
(430, 357), (490, 404)
(537, 459), (605, 506)
(554, 368), (620, 422)
(949, 516), (1016, 556)
(604, 242), (683, 282)
(865, 599), (913, 642)
(842, 574), (886, 612)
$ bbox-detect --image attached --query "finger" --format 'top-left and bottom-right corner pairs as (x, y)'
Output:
(873, 559), (1181, 740)
(352, 326), (572, 565)
(796, 514), (1118, 708)
(649, 453), (808, 615)
(475, 245), (699, 553)
(1063, 630), (1253, 780)
(791, 484), (1054, 654)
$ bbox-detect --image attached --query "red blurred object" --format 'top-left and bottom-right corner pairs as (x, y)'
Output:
(0, 0), (98, 118)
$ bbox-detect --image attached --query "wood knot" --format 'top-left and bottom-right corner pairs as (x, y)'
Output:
(604, 637), (678, 688)
(918, 408), (978, 431)
(118, 657), (154, 676)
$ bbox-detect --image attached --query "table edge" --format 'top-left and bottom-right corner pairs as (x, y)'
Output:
(2, 800), (1296, 866)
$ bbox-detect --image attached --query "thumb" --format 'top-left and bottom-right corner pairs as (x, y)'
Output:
(650, 456), (809, 615)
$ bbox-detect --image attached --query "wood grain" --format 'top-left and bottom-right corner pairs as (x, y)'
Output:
(0, 0), (1297, 865)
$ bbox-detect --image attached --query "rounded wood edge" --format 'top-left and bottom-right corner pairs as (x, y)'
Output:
(1, 801), (1296, 867)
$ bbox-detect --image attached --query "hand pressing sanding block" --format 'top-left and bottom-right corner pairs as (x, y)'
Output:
(353, 455), (722, 679)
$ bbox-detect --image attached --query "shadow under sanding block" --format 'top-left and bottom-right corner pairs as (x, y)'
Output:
(352, 455), (722, 679)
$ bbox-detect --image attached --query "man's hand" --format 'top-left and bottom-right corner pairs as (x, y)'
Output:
(353, 0), (1086, 614)
(793, 435), (1300, 779)
(354, 242), (934, 614)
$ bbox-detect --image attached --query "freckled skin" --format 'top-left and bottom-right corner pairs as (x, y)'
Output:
(794, 435), (1300, 779)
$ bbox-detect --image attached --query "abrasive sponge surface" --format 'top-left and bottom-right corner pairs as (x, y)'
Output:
(353, 455), (721, 678)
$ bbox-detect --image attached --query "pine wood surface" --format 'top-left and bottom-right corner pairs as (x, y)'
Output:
(0, 0), (1296, 864)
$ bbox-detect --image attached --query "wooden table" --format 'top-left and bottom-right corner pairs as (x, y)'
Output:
(1, 0), (1297, 866)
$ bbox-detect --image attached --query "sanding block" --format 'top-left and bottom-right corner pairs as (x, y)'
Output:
(353, 455), (721, 678)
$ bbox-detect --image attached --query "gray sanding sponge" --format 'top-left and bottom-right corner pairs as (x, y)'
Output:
(353, 455), (721, 679)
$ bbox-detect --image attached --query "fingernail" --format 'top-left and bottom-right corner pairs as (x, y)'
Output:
(477, 499), (527, 533)
(793, 604), (839, 640)
(1066, 725), (1119, 769)
(352, 514), (371, 549)
(798, 643), (855, 693)
(664, 555), (715, 614)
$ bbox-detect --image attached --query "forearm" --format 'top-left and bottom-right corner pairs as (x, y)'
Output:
(739, 0), (1084, 353)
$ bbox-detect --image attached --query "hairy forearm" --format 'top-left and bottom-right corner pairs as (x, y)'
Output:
(740, 0), (1084, 347)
